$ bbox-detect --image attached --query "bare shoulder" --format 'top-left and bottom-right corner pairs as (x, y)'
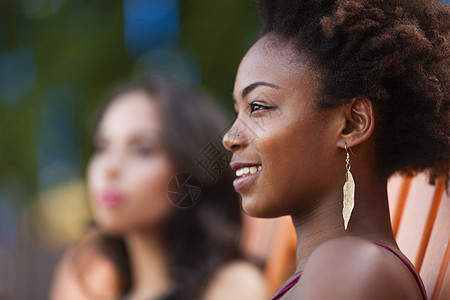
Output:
(202, 260), (267, 300)
(289, 236), (423, 300)
(49, 243), (120, 300)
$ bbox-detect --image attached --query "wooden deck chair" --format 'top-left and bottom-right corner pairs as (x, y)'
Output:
(241, 174), (449, 299)
(389, 174), (449, 299)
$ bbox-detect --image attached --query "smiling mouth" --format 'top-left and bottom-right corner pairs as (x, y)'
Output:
(233, 165), (262, 191)
(235, 165), (262, 177)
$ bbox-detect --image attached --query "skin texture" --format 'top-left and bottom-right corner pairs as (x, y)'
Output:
(222, 35), (424, 299)
(50, 91), (267, 300)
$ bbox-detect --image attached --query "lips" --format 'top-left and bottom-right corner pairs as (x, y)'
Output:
(98, 190), (123, 207)
(230, 161), (261, 171)
(230, 161), (262, 191)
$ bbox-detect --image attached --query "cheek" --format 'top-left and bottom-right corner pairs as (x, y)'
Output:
(86, 158), (101, 187)
(269, 118), (320, 179)
(87, 155), (176, 234)
(86, 158), (118, 231)
(248, 112), (333, 216)
(124, 157), (175, 227)
(86, 158), (102, 203)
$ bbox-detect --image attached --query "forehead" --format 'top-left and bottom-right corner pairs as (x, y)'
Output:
(234, 35), (317, 98)
(99, 91), (160, 135)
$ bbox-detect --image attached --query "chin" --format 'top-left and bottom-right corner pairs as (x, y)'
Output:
(95, 218), (128, 236)
(241, 195), (284, 218)
(101, 229), (124, 237)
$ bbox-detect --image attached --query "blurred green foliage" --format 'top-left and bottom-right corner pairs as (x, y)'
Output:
(0, 0), (260, 205)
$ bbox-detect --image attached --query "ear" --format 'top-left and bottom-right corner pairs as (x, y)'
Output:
(337, 98), (375, 148)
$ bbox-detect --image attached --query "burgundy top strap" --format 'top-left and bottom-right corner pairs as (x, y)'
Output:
(270, 273), (302, 300)
(372, 242), (427, 300)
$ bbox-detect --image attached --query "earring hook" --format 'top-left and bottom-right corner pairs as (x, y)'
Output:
(344, 142), (357, 157)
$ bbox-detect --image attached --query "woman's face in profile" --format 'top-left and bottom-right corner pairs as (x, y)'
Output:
(87, 91), (175, 234)
(223, 35), (344, 218)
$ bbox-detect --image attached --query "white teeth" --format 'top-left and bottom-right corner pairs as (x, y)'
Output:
(235, 165), (262, 177)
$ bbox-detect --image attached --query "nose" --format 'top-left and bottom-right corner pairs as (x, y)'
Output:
(222, 118), (249, 152)
(103, 151), (122, 180)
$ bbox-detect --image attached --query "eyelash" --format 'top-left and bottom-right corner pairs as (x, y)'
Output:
(234, 102), (272, 117)
(249, 102), (269, 113)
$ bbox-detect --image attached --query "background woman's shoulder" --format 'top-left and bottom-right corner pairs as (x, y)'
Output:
(202, 259), (268, 300)
(49, 235), (121, 300)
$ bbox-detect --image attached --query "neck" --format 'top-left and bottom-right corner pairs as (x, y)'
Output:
(291, 173), (396, 273)
(124, 228), (173, 300)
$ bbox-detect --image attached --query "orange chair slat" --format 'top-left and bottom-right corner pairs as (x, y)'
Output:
(388, 175), (413, 236)
(395, 174), (437, 265)
(431, 237), (450, 300)
(264, 216), (296, 295)
(420, 180), (449, 297)
(415, 176), (447, 271)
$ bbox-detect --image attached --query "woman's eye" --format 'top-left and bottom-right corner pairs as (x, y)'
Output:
(93, 143), (106, 154)
(133, 147), (154, 156)
(249, 102), (269, 114)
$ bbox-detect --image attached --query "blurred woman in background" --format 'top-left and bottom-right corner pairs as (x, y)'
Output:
(50, 76), (266, 300)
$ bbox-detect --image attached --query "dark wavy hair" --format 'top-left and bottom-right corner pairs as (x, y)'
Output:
(74, 76), (242, 299)
(256, 0), (449, 182)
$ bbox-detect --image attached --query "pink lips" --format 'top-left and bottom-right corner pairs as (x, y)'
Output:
(98, 191), (123, 207)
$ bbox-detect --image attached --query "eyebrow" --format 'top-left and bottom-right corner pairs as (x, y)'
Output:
(241, 81), (280, 99)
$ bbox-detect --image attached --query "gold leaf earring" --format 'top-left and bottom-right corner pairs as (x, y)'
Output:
(342, 143), (355, 230)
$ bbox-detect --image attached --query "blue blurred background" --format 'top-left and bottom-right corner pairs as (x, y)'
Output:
(0, 0), (259, 299)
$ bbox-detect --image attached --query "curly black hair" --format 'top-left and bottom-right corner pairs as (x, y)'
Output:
(256, 0), (449, 182)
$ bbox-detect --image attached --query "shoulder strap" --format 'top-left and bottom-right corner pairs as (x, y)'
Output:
(372, 242), (427, 300)
(270, 273), (302, 300)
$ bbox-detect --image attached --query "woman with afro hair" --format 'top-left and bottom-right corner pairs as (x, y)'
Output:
(222, 0), (449, 299)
